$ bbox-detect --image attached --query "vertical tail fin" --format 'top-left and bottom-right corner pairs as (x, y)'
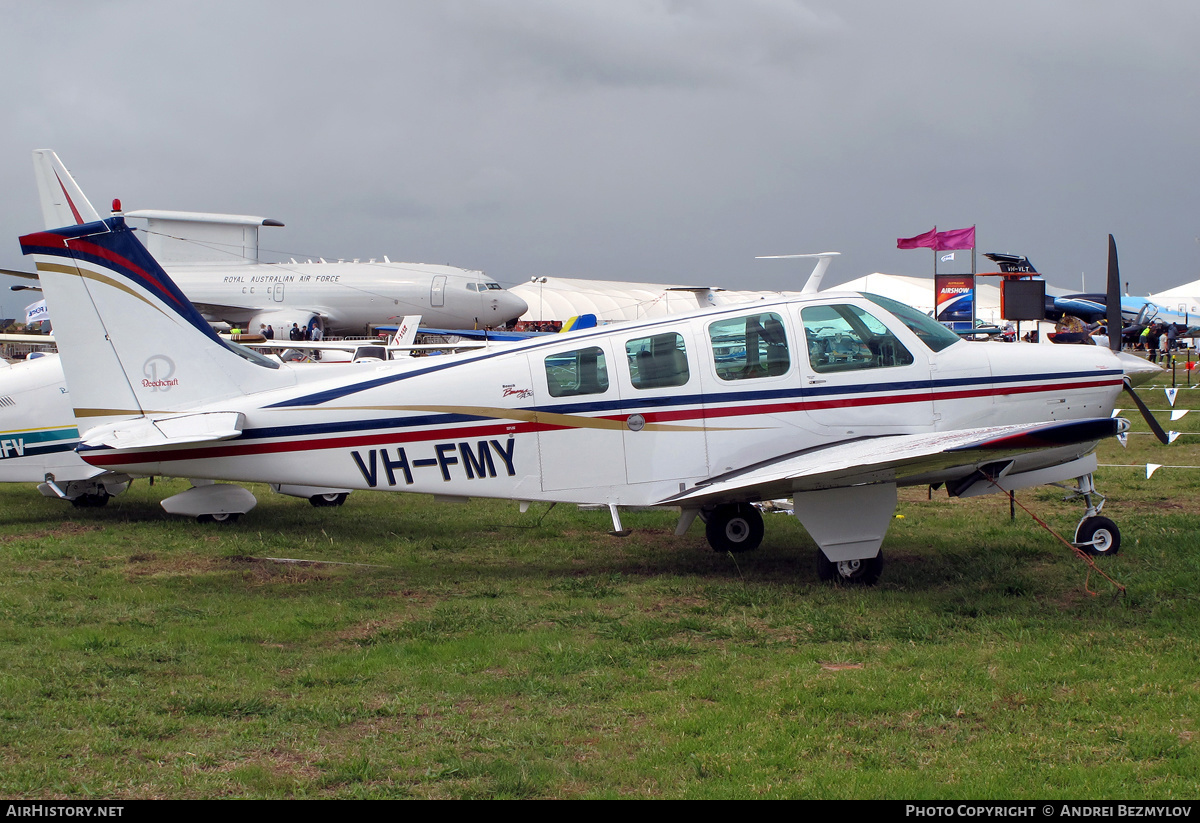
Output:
(32, 150), (102, 229)
(389, 315), (422, 347)
(20, 217), (295, 429)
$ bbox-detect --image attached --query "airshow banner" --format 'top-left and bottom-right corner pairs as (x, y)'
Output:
(935, 275), (975, 329)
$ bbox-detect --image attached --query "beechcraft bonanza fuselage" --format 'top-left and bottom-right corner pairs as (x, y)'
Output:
(25, 150), (528, 335)
(23, 217), (1157, 583)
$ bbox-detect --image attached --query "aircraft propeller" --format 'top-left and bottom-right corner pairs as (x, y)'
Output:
(1109, 234), (1170, 444)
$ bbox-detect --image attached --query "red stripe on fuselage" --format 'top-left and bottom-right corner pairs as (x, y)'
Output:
(80, 375), (1124, 469)
(602, 377), (1122, 424)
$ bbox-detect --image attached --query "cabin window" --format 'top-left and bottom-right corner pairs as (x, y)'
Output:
(626, 332), (690, 389)
(708, 312), (790, 381)
(801, 304), (914, 373)
(545, 346), (610, 397)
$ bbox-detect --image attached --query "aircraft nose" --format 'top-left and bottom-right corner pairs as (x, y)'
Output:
(1117, 351), (1163, 388)
(495, 290), (529, 326)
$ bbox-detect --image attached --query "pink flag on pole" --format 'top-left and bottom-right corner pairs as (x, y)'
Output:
(935, 226), (975, 250)
(897, 228), (938, 249)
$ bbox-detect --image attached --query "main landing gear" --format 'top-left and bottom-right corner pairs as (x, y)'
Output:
(703, 503), (764, 553)
(1054, 473), (1121, 556)
(699, 500), (884, 584)
(816, 550), (883, 585)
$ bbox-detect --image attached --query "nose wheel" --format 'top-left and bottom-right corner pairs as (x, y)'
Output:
(1074, 516), (1121, 556)
(1054, 473), (1121, 556)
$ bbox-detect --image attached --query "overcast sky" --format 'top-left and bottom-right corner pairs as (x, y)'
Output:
(2, 0), (1197, 316)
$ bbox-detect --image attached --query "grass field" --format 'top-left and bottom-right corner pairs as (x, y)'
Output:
(1, 362), (1199, 799)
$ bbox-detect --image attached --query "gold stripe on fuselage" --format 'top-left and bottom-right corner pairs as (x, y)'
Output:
(316, 404), (757, 433)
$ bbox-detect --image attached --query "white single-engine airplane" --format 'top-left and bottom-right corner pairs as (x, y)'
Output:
(23, 150), (528, 335)
(21, 217), (1160, 583)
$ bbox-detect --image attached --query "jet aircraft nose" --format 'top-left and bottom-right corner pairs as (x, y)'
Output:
(494, 290), (529, 328)
(1117, 351), (1163, 388)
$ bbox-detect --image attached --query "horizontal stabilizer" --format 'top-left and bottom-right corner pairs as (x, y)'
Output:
(123, 210), (283, 265)
(81, 411), (245, 450)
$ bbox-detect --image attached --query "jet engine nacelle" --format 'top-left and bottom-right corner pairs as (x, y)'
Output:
(244, 310), (324, 340)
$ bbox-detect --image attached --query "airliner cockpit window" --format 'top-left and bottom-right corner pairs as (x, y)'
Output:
(626, 332), (690, 389)
(801, 304), (914, 373)
(708, 312), (790, 380)
(545, 346), (610, 397)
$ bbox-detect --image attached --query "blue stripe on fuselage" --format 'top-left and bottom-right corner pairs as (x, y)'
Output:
(165, 368), (1120, 448)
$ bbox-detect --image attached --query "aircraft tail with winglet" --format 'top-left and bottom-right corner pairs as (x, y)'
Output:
(19, 216), (298, 433)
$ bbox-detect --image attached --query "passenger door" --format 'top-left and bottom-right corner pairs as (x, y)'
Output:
(796, 301), (934, 435)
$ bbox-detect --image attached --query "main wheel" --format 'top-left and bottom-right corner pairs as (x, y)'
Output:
(70, 490), (110, 508)
(1075, 516), (1120, 555)
(704, 503), (764, 553)
(309, 492), (348, 507)
(197, 512), (240, 524)
(817, 550), (883, 585)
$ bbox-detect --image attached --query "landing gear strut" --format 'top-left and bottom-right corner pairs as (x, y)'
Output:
(1054, 473), (1121, 556)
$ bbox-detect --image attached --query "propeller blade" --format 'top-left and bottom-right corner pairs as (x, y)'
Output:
(1107, 234), (1122, 352)
(1123, 379), (1170, 444)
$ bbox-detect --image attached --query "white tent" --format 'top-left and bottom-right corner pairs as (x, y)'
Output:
(512, 272), (1010, 326)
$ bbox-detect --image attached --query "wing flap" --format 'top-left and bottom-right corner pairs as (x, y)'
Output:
(662, 418), (1124, 507)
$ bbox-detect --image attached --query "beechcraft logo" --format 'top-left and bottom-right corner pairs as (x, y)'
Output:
(502, 384), (533, 399)
(142, 355), (178, 391)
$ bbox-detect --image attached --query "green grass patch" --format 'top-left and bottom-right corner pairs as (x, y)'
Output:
(1, 365), (1199, 797)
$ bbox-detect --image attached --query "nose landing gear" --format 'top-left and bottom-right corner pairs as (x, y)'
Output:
(1053, 473), (1121, 556)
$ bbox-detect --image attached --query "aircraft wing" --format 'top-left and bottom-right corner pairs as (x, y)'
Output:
(661, 418), (1123, 507)
(192, 301), (263, 322)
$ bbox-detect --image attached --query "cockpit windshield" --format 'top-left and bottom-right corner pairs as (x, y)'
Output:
(862, 293), (961, 353)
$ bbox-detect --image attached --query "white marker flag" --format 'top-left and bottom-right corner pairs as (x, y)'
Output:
(1147, 463), (1163, 478)
(1117, 432), (1128, 448)
(1169, 431), (1182, 444)
(1171, 409), (1189, 421)
(1165, 388), (1178, 406)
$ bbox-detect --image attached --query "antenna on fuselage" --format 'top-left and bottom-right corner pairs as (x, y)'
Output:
(755, 252), (841, 294)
